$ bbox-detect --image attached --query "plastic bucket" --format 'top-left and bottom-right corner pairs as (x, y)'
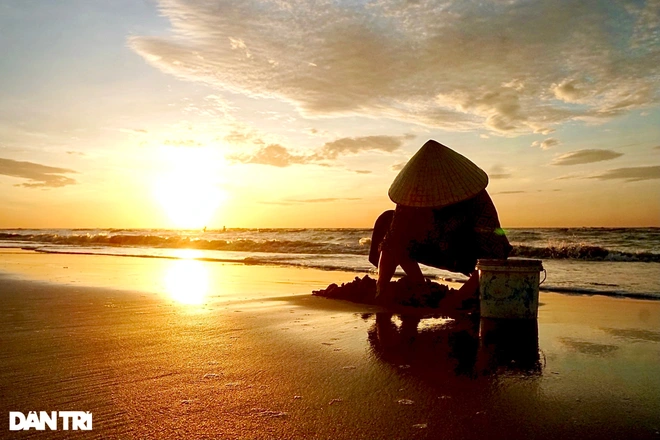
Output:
(477, 258), (544, 320)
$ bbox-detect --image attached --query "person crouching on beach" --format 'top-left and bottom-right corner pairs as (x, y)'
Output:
(368, 139), (512, 308)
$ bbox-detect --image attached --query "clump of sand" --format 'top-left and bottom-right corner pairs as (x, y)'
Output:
(312, 275), (451, 308)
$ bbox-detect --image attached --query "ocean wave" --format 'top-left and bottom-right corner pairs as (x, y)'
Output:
(0, 232), (366, 256)
(539, 285), (660, 301)
(1, 231), (659, 263)
(511, 244), (660, 262)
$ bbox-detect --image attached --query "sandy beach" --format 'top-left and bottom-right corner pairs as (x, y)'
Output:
(1, 249), (659, 439)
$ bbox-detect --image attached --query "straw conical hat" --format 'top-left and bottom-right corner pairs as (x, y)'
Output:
(388, 140), (488, 207)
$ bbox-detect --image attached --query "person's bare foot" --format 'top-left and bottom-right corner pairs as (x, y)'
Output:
(458, 272), (479, 297)
(375, 281), (395, 304)
(443, 286), (478, 310)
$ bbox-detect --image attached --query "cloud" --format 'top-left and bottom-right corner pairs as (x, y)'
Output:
(261, 197), (361, 205)
(553, 173), (582, 181)
(551, 149), (624, 166)
(228, 134), (409, 167)
(0, 158), (77, 188)
(289, 197), (361, 203)
(391, 162), (406, 172)
(532, 138), (560, 150)
(489, 164), (512, 179)
(316, 135), (413, 160)
(551, 80), (589, 103)
(493, 190), (526, 195)
(163, 139), (203, 147)
(119, 128), (148, 135)
(353, 170), (372, 174)
(589, 165), (660, 182)
(129, 0), (660, 135)
(223, 129), (264, 146)
(227, 144), (311, 167)
(258, 200), (296, 206)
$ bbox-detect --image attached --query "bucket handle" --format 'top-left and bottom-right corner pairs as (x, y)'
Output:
(540, 269), (547, 285)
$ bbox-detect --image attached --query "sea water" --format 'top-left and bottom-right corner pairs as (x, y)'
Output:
(0, 228), (658, 300)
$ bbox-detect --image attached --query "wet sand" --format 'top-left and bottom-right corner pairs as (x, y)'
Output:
(1, 249), (659, 439)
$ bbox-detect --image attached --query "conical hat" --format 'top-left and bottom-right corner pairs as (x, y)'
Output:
(388, 140), (488, 207)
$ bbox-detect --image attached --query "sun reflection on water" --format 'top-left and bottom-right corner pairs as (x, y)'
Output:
(163, 258), (210, 305)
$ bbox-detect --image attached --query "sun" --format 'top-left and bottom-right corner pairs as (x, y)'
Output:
(153, 147), (226, 229)
(154, 173), (224, 229)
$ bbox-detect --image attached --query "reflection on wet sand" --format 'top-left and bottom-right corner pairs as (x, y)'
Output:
(478, 318), (543, 375)
(163, 259), (210, 305)
(367, 313), (542, 384)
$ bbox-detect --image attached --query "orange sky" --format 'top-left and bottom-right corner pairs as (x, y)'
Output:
(0, 0), (658, 228)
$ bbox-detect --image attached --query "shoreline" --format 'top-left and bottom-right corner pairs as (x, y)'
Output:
(1, 250), (659, 439)
(4, 247), (660, 301)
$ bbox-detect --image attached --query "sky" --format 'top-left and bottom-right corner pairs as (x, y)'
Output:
(0, 0), (658, 229)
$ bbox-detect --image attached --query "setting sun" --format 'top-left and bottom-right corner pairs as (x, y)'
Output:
(153, 146), (227, 229)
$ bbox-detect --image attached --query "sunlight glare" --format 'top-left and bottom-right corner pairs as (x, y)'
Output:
(153, 146), (227, 229)
(163, 259), (210, 305)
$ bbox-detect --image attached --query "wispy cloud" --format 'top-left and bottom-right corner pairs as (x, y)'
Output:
(316, 135), (413, 159)
(224, 129), (264, 146)
(289, 197), (361, 203)
(493, 190), (526, 195)
(163, 139), (203, 147)
(554, 173), (583, 181)
(227, 144), (311, 167)
(0, 158), (77, 188)
(391, 162), (406, 172)
(119, 128), (148, 135)
(261, 197), (361, 205)
(227, 134), (410, 167)
(589, 166), (660, 182)
(130, 0), (660, 135)
(532, 138), (560, 150)
(551, 149), (623, 166)
(489, 164), (513, 179)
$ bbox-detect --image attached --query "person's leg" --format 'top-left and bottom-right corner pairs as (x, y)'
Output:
(369, 210), (395, 268)
(458, 271), (479, 297)
(443, 271), (479, 309)
(376, 249), (398, 298)
(377, 250), (427, 300)
(398, 255), (425, 284)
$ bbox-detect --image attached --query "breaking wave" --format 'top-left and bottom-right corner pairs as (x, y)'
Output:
(0, 232), (366, 256)
(511, 244), (660, 263)
(1, 231), (659, 263)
